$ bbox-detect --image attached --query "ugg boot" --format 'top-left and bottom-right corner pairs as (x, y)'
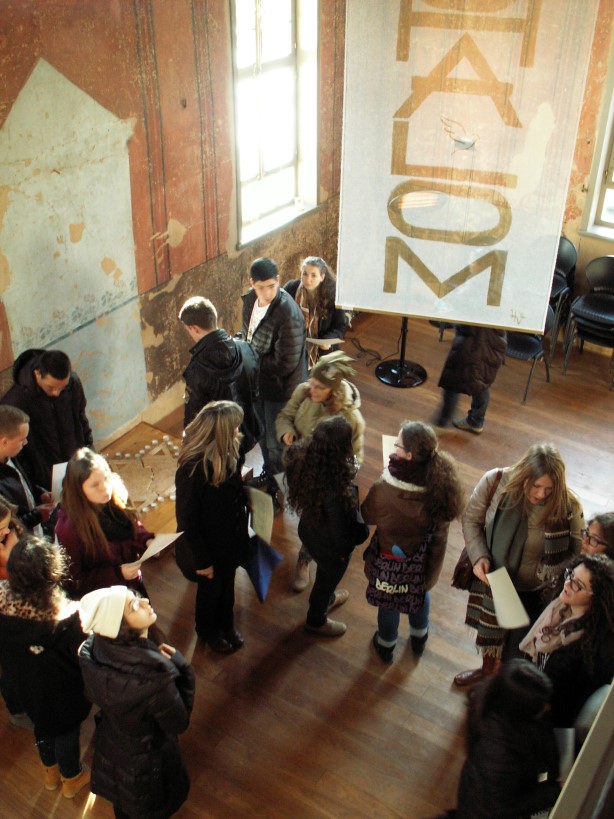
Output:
(43, 763), (61, 791)
(410, 631), (429, 657)
(372, 632), (395, 665)
(61, 764), (90, 799)
(292, 557), (311, 592)
(453, 654), (501, 687)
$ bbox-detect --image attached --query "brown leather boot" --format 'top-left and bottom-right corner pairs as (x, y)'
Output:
(453, 654), (501, 687)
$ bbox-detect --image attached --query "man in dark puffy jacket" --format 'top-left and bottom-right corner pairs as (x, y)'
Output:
(178, 296), (243, 427)
(242, 257), (307, 479)
(0, 349), (93, 488)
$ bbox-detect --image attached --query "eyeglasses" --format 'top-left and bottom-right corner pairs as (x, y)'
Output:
(563, 567), (593, 595)
(581, 527), (608, 549)
(393, 442), (409, 452)
(128, 596), (147, 612)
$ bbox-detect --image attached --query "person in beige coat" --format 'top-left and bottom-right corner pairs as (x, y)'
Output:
(276, 351), (365, 591)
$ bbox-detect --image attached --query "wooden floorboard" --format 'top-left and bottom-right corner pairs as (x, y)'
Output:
(2, 312), (613, 817)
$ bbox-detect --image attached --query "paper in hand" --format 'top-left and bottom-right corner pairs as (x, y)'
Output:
(306, 337), (345, 347)
(487, 566), (530, 629)
(123, 532), (183, 569)
(51, 462), (68, 502)
(244, 486), (274, 545)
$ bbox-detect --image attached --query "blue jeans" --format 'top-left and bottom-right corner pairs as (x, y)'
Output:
(254, 398), (285, 475)
(437, 388), (490, 428)
(377, 592), (430, 647)
(36, 725), (81, 778)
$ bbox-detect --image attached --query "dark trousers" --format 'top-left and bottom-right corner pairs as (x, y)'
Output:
(306, 554), (350, 627)
(36, 725), (81, 778)
(253, 398), (285, 474)
(437, 388), (491, 428)
(195, 568), (236, 639)
(502, 589), (544, 661)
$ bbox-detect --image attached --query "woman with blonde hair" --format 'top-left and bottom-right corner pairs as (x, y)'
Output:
(362, 421), (463, 663)
(175, 400), (250, 653)
(55, 448), (154, 598)
(454, 443), (584, 687)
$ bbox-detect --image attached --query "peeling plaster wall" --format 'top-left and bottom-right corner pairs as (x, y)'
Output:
(1, 0), (611, 440)
(0, 0), (345, 438)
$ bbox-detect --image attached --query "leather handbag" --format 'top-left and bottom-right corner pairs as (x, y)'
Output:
(451, 469), (502, 591)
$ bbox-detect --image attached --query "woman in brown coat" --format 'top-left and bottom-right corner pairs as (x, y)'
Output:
(362, 421), (463, 663)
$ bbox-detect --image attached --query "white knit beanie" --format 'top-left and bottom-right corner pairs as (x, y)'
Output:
(79, 586), (130, 638)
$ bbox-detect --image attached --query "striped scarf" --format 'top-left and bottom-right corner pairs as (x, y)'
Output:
(466, 502), (574, 656)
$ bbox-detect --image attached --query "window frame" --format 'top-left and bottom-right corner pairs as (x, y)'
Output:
(230, 0), (318, 247)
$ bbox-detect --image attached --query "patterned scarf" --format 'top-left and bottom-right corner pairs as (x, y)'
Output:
(466, 500), (574, 656)
(295, 283), (320, 368)
(519, 596), (584, 668)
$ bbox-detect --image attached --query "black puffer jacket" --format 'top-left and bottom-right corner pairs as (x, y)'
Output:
(438, 326), (507, 395)
(1, 349), (93, 488)
(241, 288), (307, 401)
(0, 596), (90, 738)
(79, 634), (195, 819)
(183, 328), (243, 426)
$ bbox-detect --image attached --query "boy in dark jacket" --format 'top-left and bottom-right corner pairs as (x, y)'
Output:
(178, 296), (243, 427)
(242, 257), (307, 479)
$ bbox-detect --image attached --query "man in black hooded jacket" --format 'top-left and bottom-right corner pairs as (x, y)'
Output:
(0, 349), (93, 489)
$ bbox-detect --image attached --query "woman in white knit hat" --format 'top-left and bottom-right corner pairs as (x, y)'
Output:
(79, 586), (195, 819)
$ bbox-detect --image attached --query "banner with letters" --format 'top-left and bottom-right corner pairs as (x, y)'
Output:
(337, 0), (599, 332)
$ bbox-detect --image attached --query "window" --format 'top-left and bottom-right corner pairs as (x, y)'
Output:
(581, 67), (614, 242)
(595, 127), (614, 229)
(231, 0), (317, 245)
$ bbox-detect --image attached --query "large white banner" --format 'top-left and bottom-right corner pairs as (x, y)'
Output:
(337, 0), (599, 331)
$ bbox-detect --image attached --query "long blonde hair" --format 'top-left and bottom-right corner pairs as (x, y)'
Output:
(61, 448), (135, 560)
(500, 443), (573, 524)
(178, 401), (244, 486)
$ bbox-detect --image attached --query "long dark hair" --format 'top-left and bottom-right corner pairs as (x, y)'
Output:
(300, 256), (337, 317)
(466, 660), (552, 751)
(399, 421), (463, 523)
(284, 416), (357, 521)
(7, 535), (69, 618)
(543, 553), (614, 674)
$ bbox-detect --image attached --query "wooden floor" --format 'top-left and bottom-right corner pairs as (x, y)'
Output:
(2, 312), (614, 818)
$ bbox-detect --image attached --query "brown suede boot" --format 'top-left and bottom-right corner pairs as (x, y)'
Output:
(43, 763), (61, 791)
(453, 654), (501, 687)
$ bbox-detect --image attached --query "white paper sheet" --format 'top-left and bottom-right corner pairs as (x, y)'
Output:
(487, 566), (530, 629)
(122, 532), (182, 569)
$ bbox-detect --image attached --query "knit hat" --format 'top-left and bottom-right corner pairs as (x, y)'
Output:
(249, 257), (278, 282)
(79, 586), (130, 638)
(310, 351), (356, 389)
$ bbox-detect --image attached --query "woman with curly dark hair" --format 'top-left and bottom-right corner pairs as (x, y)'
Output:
(519, 553), (614, 727)
(581, 512), (614, 559)
(362, 421), (464, 663)
(284, 415), (369, 637)
(284, 256), (348, 369)
(0, 536), (91, 797)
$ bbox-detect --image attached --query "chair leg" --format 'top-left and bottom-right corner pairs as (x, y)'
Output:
(562, 323), (577, 375)
(522, 357), (540, 404)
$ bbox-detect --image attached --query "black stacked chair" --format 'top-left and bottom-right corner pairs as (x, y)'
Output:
(506, 305), (555, 404)
(548, 236), (577, 365)
(563, 256), (614, 390)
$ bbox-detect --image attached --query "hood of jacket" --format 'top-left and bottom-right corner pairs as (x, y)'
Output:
(187, 329), (242, 384)
(79, 633), (180, 712)
(12, 348), (45, 389)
